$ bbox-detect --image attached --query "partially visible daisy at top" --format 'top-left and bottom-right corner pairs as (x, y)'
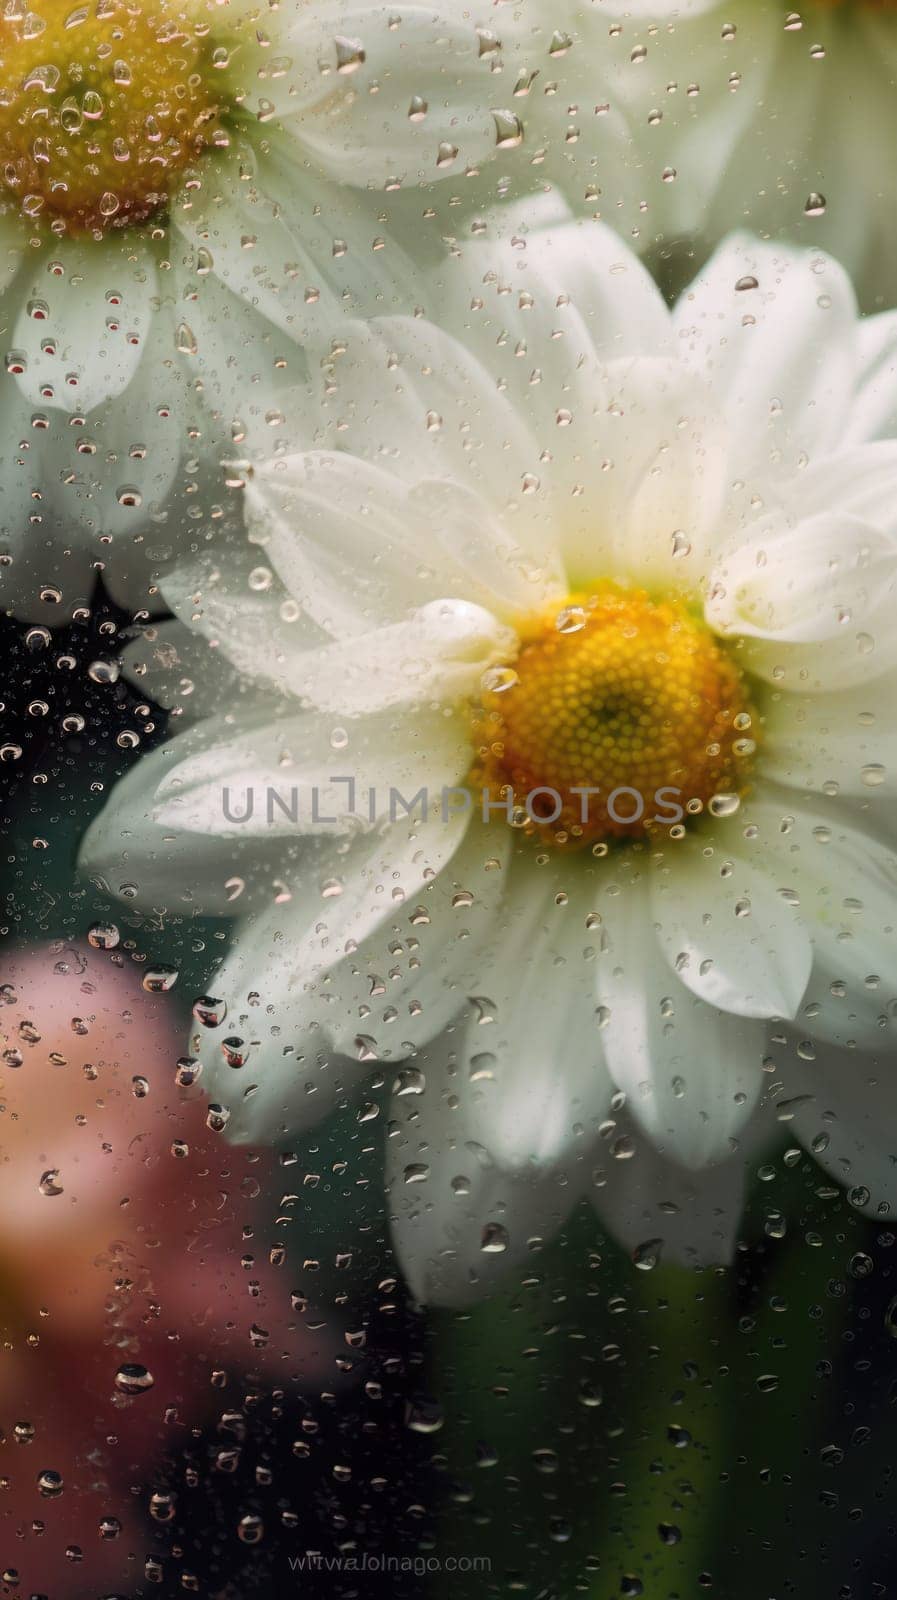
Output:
(0, 0), (561, 616)
(83, 208), (897, 1301)
(593, 0), (897, 310)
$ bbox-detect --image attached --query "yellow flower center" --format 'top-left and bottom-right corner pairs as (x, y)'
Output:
(471, 585), (757, 848)
(0, 0), (221, 235)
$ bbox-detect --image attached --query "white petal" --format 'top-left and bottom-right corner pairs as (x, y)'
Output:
(188, 823), (510, 1141)
(768, 1035), (897, 1219)
(159, 535), (324, 691)
(153, 707), (471, 836)
(386, 1032), (593, 1308)
(0, 397), (97, 619)
(427, 221), (728, 593)
(245, 455), (439, 635)
(674, 233), (856, 479)
(187, 907), (374, 1145)
(40, 305), (186, 544)
(762, 681), (897, 798)
(78, 721), (305, 916)
(0, 361), (179, 620)
(592, 1113), (747, 1268)
(708, 513), (897, 644)
(775, 442), (897, 533)
(119, 620), (245, 727)
(281, 819), (512, 1057)
(8, 238), (158, 413)
(707, 514), (897, 690)
(172, 141), (421, 365)
(305, 813), (475, 973)
(172, 147), (322, 347)
(427, 209), (672, 375)
(597, 871), (766, 1166)
(734, 794), (897, 1050)
(168, 144), (427, 465)
(0, 347), (183, 618)
(404, 478), (563, 618)
(282, 600), (515, 714)
(252, 6), (508, 189)
(561, 358), (729, 590)
(248, 451), (562, 630)
(441, 865), (613, 1171)
(652, 836), (811, 1019)
(844, 311), (897, 446)
(616, 360), (730, 584)
(298, 316), (548, 545)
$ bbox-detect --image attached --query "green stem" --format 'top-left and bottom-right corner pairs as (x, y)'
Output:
(603, 1264), (730, 1599)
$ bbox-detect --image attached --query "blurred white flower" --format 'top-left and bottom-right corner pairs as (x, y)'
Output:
(597, 0), (897, 309)
(84, 217), (897, 1301)
(0, 0), (552, 617)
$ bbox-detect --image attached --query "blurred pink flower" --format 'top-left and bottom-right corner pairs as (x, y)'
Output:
(0, 942), (332, 1596)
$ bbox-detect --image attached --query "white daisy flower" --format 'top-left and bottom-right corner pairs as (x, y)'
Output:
(0, 0), (551, 618)
(83, 216), (897, 1302)
(591, 0), (897, 310)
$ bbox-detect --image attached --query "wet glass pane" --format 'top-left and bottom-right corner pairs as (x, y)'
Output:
(1, 3), (894, 1594)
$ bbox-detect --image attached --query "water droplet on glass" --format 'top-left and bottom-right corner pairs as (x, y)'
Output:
(481, 1222), (509, 1254)
(192, 995), (226, 1028)
(114, 1363), (154, 1396)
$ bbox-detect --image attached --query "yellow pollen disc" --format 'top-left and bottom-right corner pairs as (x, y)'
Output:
(471, 584), (757, 848)
(0, 0), (221, 235)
